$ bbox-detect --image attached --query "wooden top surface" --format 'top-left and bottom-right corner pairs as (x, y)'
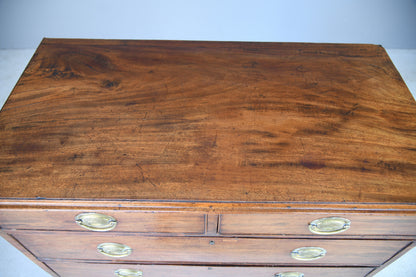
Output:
(0, 38), (415, 204)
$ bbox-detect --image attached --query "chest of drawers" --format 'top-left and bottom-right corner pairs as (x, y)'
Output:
(0, 39), (415, 277)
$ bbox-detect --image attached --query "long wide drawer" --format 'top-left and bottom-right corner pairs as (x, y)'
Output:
(219, 213), (416, 236)
(46, 261), (374, 277)
(0, 209), (205, 234)
(11, 230), (409, 266)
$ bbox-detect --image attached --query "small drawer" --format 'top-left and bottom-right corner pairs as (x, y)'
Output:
(219, 213), (416, 236)
(0, 209), (205, 234)
(11, 230), (410, 266)
(46, 261), (374, 277)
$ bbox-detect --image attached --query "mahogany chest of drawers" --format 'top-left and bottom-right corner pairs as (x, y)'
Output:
(1, 39), (415, 277)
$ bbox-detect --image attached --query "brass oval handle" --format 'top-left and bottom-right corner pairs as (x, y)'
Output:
(75, 213), (117, 231)
(275, 272), (304, 277)
(308, 217), (351, 235)
(97, 242), (132, 257)
(291, 246), (326, 261)
(115, 269), (143, 277)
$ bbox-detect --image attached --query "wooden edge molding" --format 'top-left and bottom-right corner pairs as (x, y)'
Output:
(366, 241), (416, 276)
(0, 230), (59, 277)
(0, 199), (415, 213)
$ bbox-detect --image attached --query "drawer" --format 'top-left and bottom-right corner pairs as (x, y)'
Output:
(11, 230), (409, 266)
(0, 209), (205, 234)
(46, 261), (374, 277)
(219, 213), (416, 236)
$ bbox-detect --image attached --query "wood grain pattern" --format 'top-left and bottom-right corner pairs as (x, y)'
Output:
(1, 198), (416, 212)
(2, 209), (416, 238)
(45, 261), (374, 277)
(0, 230), (59, 277)
(0, 39), (415, 203)
(219, 213), (416, 236)
(366, 242), (416, 276)
(0, 209), (205, 234)
(10, 230), (409, 266)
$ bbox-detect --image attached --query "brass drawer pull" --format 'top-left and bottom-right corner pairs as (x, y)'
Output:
(308, 217), (351, 235)
(97, 242), (132, 257)
(275, 272), (304, 277)
(75, 212), (117, 231)
(291, 246), (326, 261)
(115, 269), (143, 277)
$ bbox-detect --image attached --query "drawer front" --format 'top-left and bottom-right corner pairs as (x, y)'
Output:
(219, 213), (416, 236)
(46, 261), (374, 277)
(0, 209), (205, 234)
(11, 230), (409, 266)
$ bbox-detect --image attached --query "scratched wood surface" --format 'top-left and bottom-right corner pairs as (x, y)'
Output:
(45, 261), (374, 277)
(0, 39), (415, 203)
(10, 230), (409, 266)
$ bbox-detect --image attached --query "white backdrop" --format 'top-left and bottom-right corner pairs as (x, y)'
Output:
(1, 0), (416, 49)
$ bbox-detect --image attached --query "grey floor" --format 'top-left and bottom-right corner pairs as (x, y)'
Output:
(0, 48), (415, 277)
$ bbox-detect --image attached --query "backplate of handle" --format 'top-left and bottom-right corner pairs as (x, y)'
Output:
(275, 272), (304, 277)
(114, 269), (143, 277)
(97, 242), (132, 257)
(75, 212), (117, 231)
(291, 246), (326, 261)
(308, 216), (351, 235)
